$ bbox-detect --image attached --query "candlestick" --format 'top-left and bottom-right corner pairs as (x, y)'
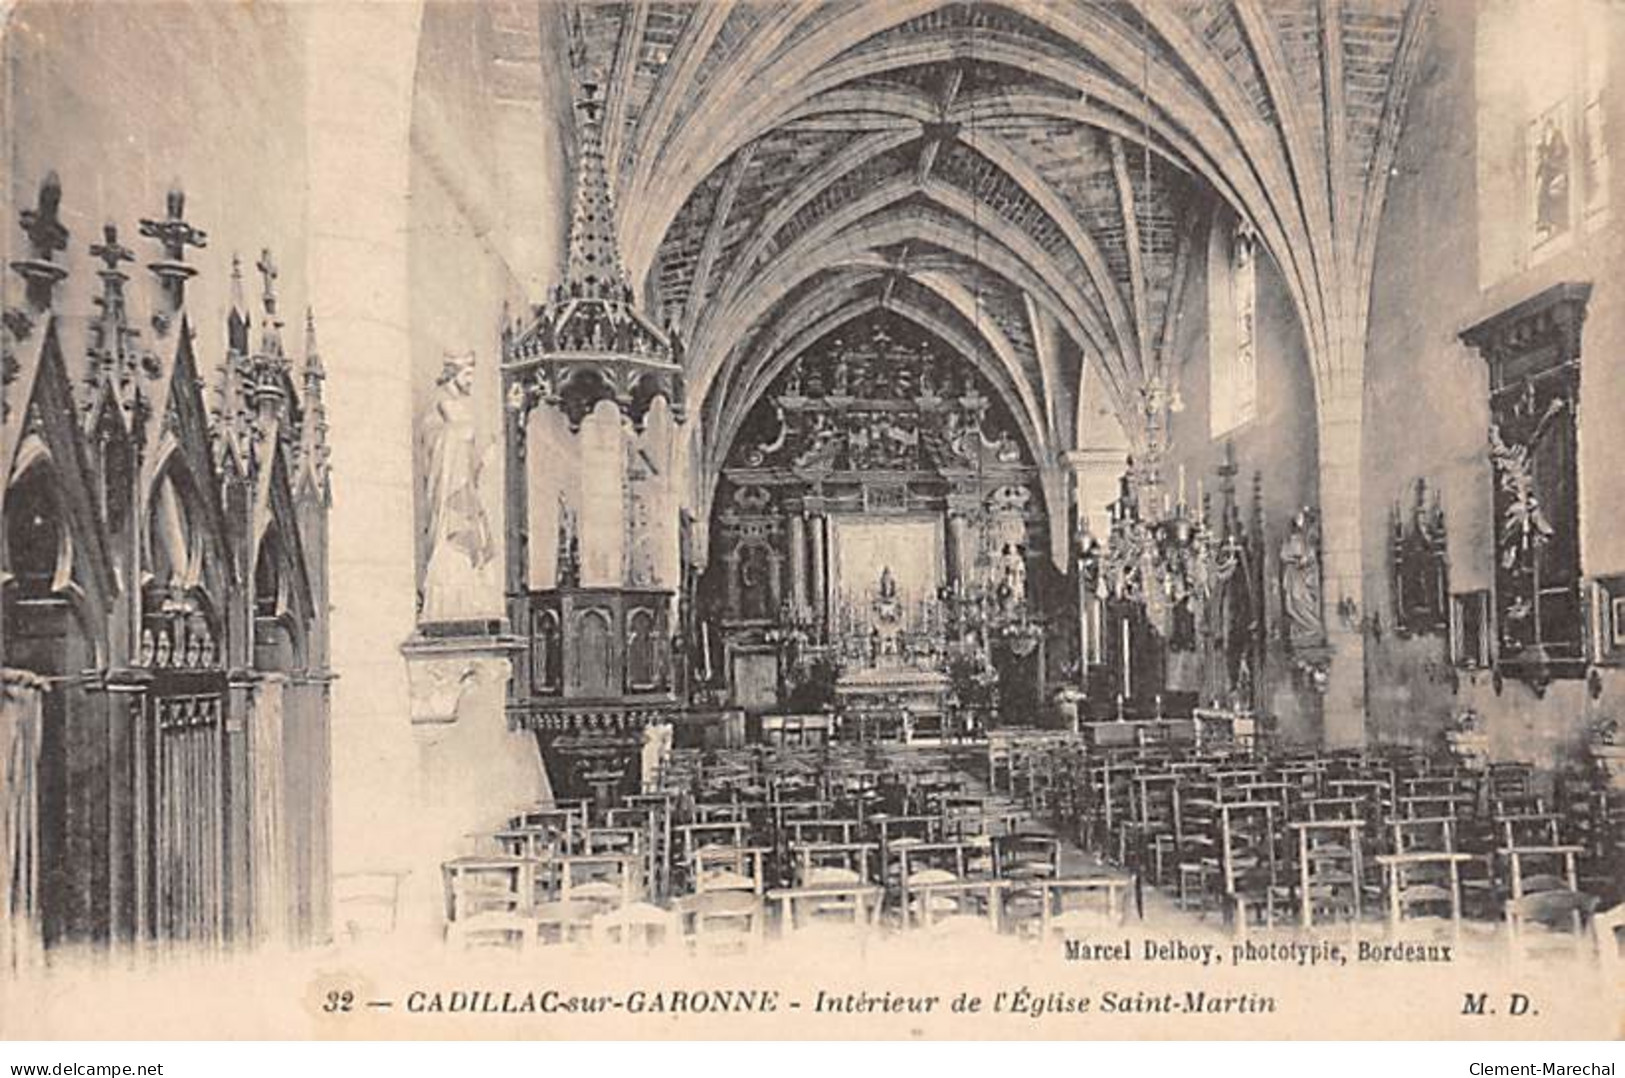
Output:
(1177, 465), (1187, 509)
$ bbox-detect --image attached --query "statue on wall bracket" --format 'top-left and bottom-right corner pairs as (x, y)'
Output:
(419, 349), (502, 626)
(1281, 506), (1332, 692)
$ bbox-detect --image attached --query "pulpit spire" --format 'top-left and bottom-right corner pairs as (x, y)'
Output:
(501, 59), (685, 431)
(565, 69), (626, 298)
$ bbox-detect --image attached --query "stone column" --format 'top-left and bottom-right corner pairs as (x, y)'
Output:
(1317, 390), (1367, 749)
(808, 513), (828, 629)
(302, 0), (426, 931)
(724, 547), (742, 620)
(946, 489), (980, 586)
(767, 549), (784, 613)
(1064, 447), (1130, 544)
(786, 511), (807, 616)
(947, 511), (970, 589)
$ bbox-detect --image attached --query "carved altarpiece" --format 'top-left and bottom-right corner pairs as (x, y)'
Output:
(1461, 282), (1590, 692)
(709, 313), (1047, 727)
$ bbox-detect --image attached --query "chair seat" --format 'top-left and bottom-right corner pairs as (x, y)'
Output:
(1397, 884), (1454, 904)
(699, 869), (757, 892)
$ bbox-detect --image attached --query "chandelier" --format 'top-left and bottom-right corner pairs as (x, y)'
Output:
(1098, 376), (1217, 641)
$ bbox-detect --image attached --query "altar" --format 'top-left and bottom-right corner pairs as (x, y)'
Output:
(835, 665), (952, 742)
(706, 313), (1049, 737)
(832, 564), (952, 742)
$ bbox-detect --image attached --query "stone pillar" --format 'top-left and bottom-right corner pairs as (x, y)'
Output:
(809, 513), (828, 628)
(724, 547), (742, 620)
(947, 510), (971, 589)
(946, 489), (980, 585)
(302, 1), (426, 930)
(767, 549), (784, 613)
(1065, 447), (1129, 543)
(786, 511), (807, 615)
(1317, 390), (1367, 749)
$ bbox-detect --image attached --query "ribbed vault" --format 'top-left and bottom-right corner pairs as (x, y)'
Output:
(567, 0), (1428, 558)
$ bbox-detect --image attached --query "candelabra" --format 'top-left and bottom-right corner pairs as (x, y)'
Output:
(1099, 375), (1217, 643)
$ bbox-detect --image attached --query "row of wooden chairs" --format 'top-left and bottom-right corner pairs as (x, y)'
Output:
(1002, 736), (1620, 960)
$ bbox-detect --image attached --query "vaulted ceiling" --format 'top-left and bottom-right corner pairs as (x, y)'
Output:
(566, 0), (1428, 498)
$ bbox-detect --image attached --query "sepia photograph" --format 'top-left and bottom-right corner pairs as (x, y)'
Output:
(0, 0), (1621, 1048)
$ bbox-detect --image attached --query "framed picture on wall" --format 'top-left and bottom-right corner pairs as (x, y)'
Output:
(1589, 575), (1625, 665)
(1528, 97), (1576, 259)
(1450, 590), (1491, 670)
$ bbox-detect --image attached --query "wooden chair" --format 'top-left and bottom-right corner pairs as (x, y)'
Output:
(593, 901), (681, 951)
(1127, 773), (1181, 885)
(690, 845), (769, 895)
(442, 856), (531, 924)
(994, 833), (1062, 881)
(770, 799), (828, 831)
(446, 910), (532, 952)
(1595, 902), (1625, 977)
(1175, 786), (1221, 912)
(493, 825), (569, 860)
(1082, 758), (1134, 860)
(1505, 889), (1600, 964)
(690, 801), (750, 824)
(902, 878), (1009, 932)
(1498, 844), (1585, 901)
(607, 804), (665, 901)
(558, 853), (640, 909)
(788, 817), (859, 847)
(791, 841), (877, 886)
(895, 841), (974, 892)
(873, 813), (945, 875)
(1375, 851), (1471, 938)
(625, 791), (677, 884)
(531, 899), (598, 947)
(677, 890), (765, 955)
(987, 734), (1016, 795)
(675, 821), (750, 889)
(333, 870), (408, 942)
(1218, 801), (1283, 932)
(1388, 815), (1458, 855)
(580, 825), (644, 860)
(508, 807), (582, 853)
(1291, 819), (1367, 929)
(768, 883), (885, 937)
(1020, 875), (1136, 941)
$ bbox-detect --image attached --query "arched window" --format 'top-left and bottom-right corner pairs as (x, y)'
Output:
(1209, 219), (1257, 438)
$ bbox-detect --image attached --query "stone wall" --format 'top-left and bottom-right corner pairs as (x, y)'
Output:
(1361, 1), (1625, 768)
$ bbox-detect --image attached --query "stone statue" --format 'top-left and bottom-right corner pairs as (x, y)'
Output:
(1000, 543), (1027, 613)
(420, 351), (496, 622)
(556, 492), (580, 588)
(1280, 507), (1324, 648)
(879, 565), (898, 601)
